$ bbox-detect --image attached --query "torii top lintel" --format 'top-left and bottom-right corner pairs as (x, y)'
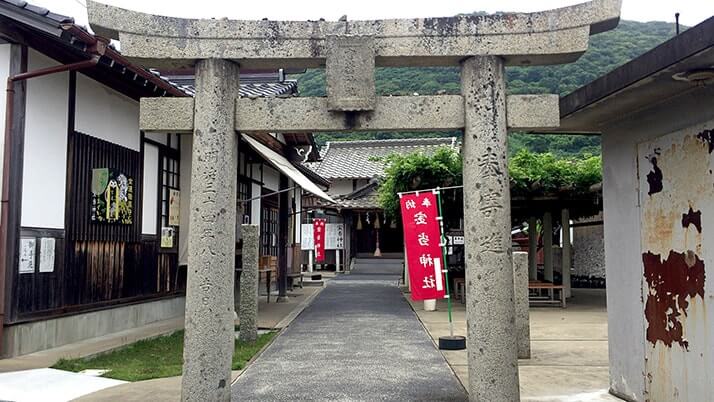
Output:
(87, 0), (621, 70)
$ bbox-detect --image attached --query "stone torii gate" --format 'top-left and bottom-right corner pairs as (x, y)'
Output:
(87, 1), (621, 400)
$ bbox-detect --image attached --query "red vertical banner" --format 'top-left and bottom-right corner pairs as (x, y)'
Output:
(400, 192), (446, 301)
(313, 218), (326, 263)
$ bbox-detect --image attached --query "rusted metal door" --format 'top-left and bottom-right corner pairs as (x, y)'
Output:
(638, 127), (714, 401)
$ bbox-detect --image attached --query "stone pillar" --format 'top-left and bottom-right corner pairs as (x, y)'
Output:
(543, 211), (553, 283)
(461, 56), (520, 401)
(528, 216), (538, 280)
(181, 58), (239, 402)
(239, 224), (259, 343)
(513, 251), (531, 359)
(561, 209), (572, 298)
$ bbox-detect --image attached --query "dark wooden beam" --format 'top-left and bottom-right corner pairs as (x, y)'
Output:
(4, 44), (28, 324)
(277, 174), (289, 300)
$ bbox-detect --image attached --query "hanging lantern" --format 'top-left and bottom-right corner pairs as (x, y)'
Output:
(374, 212), (381, 229)
(356, 213), (363, 230)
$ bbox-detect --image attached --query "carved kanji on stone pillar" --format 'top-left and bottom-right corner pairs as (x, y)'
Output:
(326, 35), (376, 111)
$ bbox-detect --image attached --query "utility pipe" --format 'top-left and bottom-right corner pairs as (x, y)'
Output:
(0, 55), (101, 354)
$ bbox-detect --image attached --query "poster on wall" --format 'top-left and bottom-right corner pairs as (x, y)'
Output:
(39, 238), (55, 273)
(325, 223), (345, 250)
(301, 223), (314, 250)
(168, 189), (180, 226)
(161, 227), (175, 248)
(19, 238), (36, 274)
(91, 168), (134, 224)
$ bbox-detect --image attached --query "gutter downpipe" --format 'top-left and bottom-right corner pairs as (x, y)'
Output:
(0, 53), (101, 355)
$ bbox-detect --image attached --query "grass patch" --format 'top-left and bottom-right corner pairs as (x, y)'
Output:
(52, 330), (276, 382)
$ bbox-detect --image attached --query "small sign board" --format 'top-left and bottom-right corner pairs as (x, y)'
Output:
(325, 223), (345, 250)
(161, 227), (174, 248)
(39, 238), (55, 273)
(19, 238), (36, 274)
(301, 223), (314, 250)
(168, 189), (180, 226)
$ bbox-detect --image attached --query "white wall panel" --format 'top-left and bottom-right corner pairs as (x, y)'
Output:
(75, 73), (139, 151)
(263, 165), (279, 191)
(21, 50), (68, 229)
(142, 143), (159, 234)
(0, 44), (10, 219)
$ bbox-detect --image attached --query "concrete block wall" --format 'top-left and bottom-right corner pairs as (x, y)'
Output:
(2, 296), (185, 358)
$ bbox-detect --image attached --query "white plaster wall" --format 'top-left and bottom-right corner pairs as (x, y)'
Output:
(328, 179), (353, 196)
(21, 50), (69, 229)
(142, 143), (159, 234)
(251, 182), (261, 230)
(75, 73), (139, 151)
(0, 44), (10, 219)
(263, 165), (279, 191)
(600, 85), (714, 401)
(179, 135), (192, 266)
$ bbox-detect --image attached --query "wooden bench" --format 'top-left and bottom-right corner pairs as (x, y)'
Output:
(528, 281), (566, 308)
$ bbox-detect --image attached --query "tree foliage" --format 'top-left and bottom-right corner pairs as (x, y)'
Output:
(296, 20), (677, 156)
(377, 148), (602, 220)
(377, 147), (462, 220)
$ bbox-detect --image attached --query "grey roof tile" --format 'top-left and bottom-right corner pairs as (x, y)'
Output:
(310, 137), (457, 180)
(2, 0), (74, 23)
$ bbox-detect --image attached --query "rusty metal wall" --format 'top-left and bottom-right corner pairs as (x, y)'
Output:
(637, 124), (714, 401)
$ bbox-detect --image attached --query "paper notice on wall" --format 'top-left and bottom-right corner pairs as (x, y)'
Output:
(168, 189), (180, 226)
(161, 227), (174, 248)
(19, 238), (36, 274)
(39, 238), (56, 273)
(301, 223), (314, 250)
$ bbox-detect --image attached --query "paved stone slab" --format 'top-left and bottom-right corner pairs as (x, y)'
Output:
(231, 264), (466, 401)
(0, 368), (125, 402)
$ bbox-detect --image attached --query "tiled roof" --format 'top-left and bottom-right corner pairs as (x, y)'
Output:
(334, 180), (380, 209)
(2, 0), (73, 24)
(1, 0), (187, 97)
(164, 75), (298, 98)
(1, 1), (295, 99)
(314, 179), (380, 210)
(310, 137), (457, 180)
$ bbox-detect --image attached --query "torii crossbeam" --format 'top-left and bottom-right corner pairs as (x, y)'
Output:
(88, 1), (621, 401)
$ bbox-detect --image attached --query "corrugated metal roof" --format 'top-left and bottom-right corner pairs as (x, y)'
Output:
(309, 137), (457, 180)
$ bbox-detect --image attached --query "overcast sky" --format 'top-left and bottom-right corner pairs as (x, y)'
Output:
(32, 0), (714, 29)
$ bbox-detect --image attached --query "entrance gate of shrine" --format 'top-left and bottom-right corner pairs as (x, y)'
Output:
(87, 1), (621, 400)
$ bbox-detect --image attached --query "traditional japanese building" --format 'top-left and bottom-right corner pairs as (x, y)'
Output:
(0, 0), (331, 357)
(306, 137), (457, 270)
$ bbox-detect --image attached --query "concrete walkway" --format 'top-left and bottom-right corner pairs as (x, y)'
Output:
(410, 288), (619, 401)
(231, 263), (467, 401)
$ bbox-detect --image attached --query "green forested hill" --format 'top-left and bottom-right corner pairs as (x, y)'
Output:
(296, 20), (678, 156)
